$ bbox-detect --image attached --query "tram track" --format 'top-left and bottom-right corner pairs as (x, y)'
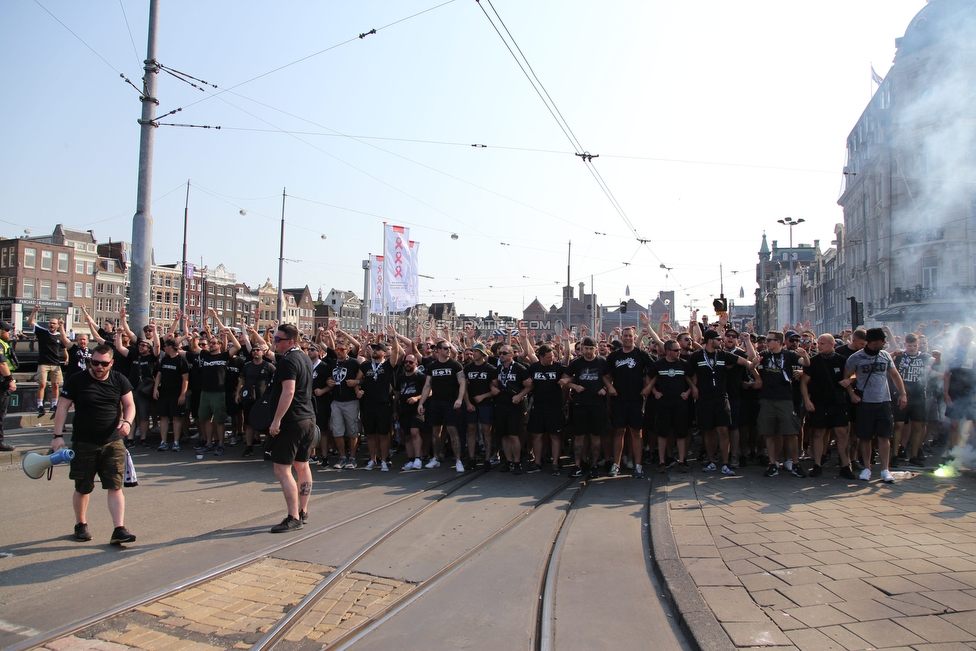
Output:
(8, 471), (482, 651)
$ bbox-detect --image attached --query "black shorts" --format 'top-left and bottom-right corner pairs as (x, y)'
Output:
(225, 392), (242, 417)
(655, 404), (689, 439)
(270, 418), (316, 465)
(425, 399), (458, 428)
(806, 403), (849, 430)
(399, 405), (424, 430)
(361, 402), (393, 435)
(946, 393), (976, 421)
(855, 402), (894, 440)
(892, 390), (926, 423)
(740, 399), (760, 427)
(642, 398), (657, 434)
(696, 396), (732, 431)
(528, 404), (564, 435)
(728, 398), (742, 430)
(134, 391), (155, 423)
(571, 403), (608, 437)
(494, 403), (524, 438)
(156, 392), (186, 418)
(610, 399), (643, 430)
(69, 439), (127, 494)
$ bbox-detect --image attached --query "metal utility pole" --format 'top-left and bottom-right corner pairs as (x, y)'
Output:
(777, 217), (805, 326)
(129, 0), (161, 330)
(362, 259), (370, 331)
(180, 180), (189, 317)
(276, 188), (286, 323)
(565, 240), (571, 334)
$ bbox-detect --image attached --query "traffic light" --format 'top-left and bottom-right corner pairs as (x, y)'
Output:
(849, 296), (864, 328)
(619, 301), (627, 313)
(712, 297), (728, 315)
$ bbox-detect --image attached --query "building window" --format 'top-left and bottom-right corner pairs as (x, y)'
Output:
(209, 286), (216, 294)
(96, 298), (104, 312)
(24, 248), (36, 269)
(75, 243), (85, 251)
(74, 282), (83, 297)
(86, 261), (94, 275)
(922, 257), (939, 289)
(86, 283), (92, 298)
(0, 278), (6, 297)
(165, 292), (171, 304)
(40, 280), (52, 300)
(23, 278), (34, 298)
(76, 260), (85, 273)
(41, 250), (53, 271)
(208, 299), (214, 309)
(117, 285), (123, 295)
(217, 287), (224, 296)
(1, 249), (6, 268)
(58, 253), (69, 272)
(189, 295), (196, 307)
(165, 276), (172, 287)
(156, 291), (163, 303)
(73, 307), (82, 324)
(106, 260), (115, 273)
(57, 282), (68, 301)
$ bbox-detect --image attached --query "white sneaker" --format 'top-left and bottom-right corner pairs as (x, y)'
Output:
(455, 460), (465, 473)
(402, 461), (414, 471)
(381, 461), (389, 472)
(157, 441), (168, 451)
(859, 468), (871, 481)
(365, 460), (376, 470)
(413, 458), (422, 470)
(172, 441), (180, 452)
(425, 458), (441, 469)
(881, 469), (894, 483)
(784, 459), (794, 471)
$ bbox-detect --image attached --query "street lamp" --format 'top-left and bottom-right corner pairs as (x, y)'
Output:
(777, 217), (805, 327)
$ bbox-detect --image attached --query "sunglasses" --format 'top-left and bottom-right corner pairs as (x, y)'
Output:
(800, 339), (812, 343)
(90, 359), (111, 368)
(437, 346), (451, 351)
(273, 336), (290, 343)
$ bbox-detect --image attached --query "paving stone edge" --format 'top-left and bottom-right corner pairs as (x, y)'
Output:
(649, 475), (736, 651)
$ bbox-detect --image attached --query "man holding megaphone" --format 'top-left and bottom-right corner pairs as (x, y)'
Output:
(52, 344), (138, 545)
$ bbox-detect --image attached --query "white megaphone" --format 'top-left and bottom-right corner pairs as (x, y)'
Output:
(23, 448), (75, 480)
(312, 425), (321, 451)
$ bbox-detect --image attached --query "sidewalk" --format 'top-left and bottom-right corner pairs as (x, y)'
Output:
(652, 463), (976, 651)
(0, 412), (75, 469)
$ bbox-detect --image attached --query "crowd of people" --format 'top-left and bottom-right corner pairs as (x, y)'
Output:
(25, 304), (976, 492)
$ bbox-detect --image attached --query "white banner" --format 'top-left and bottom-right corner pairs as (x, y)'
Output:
(368, 254), (384, 314)
(384, 224), (413, 311)
(405, 240), (420, 308)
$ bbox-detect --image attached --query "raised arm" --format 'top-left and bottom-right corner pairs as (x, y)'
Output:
(80, 305), (105, 345)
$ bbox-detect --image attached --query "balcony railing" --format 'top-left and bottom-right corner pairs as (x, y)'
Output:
(888, 285), (976, 304)
(900, 228), (945, 246)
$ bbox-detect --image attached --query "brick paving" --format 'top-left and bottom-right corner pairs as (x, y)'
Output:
(663, 467), (976, 650)
(38, 558), (414, 651)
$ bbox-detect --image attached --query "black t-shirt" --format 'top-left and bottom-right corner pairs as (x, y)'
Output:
(310, 359), (332, 412)
(605, 348), (654, 401)
(803, 352), (847, 407)
(426, 358), (464, 402)
(756, 350), (802, 401)
(330, 357), (362, 402)
(268, 347), (315, 423)
(62, 370), (133, 444)
(33, 325), (65, 366)
(224, 354), (245, 395)
(396, 371), (426, 412)
(947, 344), (976, 397)
(564, 355), (610, 407)
(464, 362), (499, 402)
(185, 349), (202, 390)
(243, 359), (276, 402)
(834, 343), (857, 360)
(495, 362), (529, 405)
(649, 358), (693, 407)
(65, 344), (92, 378)
(129, 349), (158, 386)
(360, 358), (396, 404)
(198, 351), (231, 392)
(722, 347), (748, 400)
(156, 353), (190, 395)
(688, 349), (743, 401)
(527, 361), (566, 407)
(894, 352), (931, 394)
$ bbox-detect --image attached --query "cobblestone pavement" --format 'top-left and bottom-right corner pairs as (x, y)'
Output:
(659, 466), (976, 651)
(39, 558), (415, 651)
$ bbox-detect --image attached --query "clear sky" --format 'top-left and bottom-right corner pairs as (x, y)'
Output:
(0, 0), (927, 322)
